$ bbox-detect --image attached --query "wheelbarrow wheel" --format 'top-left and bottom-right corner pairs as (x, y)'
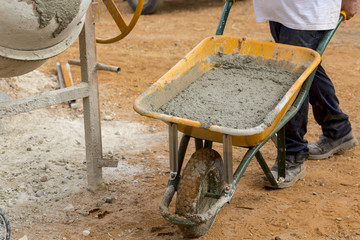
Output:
(175, 148), (224, 238)
(0, 208), (11, 240)
(127, 0), (163, 14)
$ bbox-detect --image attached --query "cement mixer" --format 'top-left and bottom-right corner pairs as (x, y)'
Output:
(0, 0), (144, 77)
(0, 0), (92, 77)
(0, 0), (144, 195)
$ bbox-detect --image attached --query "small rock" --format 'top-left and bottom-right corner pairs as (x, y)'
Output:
(26, 147), (32, 151)
(114, 131), (121, 135)
(63, 204), (75, 212)
(41, 163), (49, 170)
(18, 236), (28, 240)
(312, 192), (317, 195)
(35, 190), (44, 197)
(7, 201), (13, 208)
(149, 126), (155, 133)
(77, 210), (89, 216)
(104, 197), (114, 204)
(40, 176), (48, 182)
(104, 115), (113, 121)
(336, 217), (342, 221)
(83, 230), (90, 236)
(65, 164), (75, 172)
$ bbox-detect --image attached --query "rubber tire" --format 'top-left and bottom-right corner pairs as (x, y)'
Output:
(175, 148), (224, 238)
(0, 208), (11, 240)
(127, 0), (163, 14)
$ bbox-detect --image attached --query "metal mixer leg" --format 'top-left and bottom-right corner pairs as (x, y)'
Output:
(79, 7), (104, 191)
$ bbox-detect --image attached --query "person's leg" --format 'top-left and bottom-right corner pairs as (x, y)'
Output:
(270, 22), (326, 154)
(310, 65), (351, 138)
(266, 22), (316, 188)
(267, 22), (357, 183)
(270, 21), (354, 151)
(266, 21), (353, 187)
(308, 65), (357, 159)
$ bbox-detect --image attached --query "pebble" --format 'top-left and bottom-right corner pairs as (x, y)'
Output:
(114, 131), (121, 135)
(104, 115), (113, 121)
(7, 200), (14, 208)
(83, 230), (90, 236)
(312, 192), (317, 195)
(26, 147), (32, 151)
(65, 164), (75, 172)
(40, 176), (48, 182)
(104, 197), (114, 204)
(18, 236), (28, 240)
(35, 190), (44, 197)
(63, 204), (75, 212)
(40, 163), (49, 170)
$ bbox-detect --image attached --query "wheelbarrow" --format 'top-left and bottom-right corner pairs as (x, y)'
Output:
(134, 1), (346, 237)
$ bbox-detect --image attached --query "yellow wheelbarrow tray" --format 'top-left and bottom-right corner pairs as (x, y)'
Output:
(134, 36), (321, 147)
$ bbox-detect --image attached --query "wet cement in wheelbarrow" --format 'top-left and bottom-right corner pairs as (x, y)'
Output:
(158, 54), (304, 129)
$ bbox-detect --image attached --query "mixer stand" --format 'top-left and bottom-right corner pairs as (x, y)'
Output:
(0, 3), (117, 192)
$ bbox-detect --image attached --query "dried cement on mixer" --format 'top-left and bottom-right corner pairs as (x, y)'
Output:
(158, 54), (304, 129)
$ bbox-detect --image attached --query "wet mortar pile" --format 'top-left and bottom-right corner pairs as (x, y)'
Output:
(159, 54), (303, 129)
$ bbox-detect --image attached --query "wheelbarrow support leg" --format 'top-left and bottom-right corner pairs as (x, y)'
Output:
(277, 127), (286, 179)
(195, 138), (204, 150)
(169, 123), (179, 180)
(177, 134), (190, 177)
(223, 134), (234, 188)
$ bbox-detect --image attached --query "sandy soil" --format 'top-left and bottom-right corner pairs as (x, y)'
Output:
(1, 0), (360, 239)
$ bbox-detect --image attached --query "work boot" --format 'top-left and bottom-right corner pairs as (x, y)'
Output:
(308, 131), (358, 160)
(263, 151), (308, 189)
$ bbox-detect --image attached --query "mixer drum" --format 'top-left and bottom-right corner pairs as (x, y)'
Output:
(0, 0), (91, 78)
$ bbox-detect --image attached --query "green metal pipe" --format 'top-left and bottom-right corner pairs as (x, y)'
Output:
(216, 0), (233, 35)
(255, 151), (278, 187)
(195, 138), (204, 150)
(177, 134), (190, 178)
(277, 127), (286, 179)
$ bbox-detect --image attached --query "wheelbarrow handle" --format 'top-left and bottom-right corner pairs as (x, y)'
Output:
(215, 0), (234, 35)
(317, 11), (346, 55)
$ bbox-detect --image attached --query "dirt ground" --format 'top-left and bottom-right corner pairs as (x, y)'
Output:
(1, 0), (360, 239)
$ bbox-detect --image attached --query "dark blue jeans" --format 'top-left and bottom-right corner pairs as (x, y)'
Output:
(269, 21), (352, 155)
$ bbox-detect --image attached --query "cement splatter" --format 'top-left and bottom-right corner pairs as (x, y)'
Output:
(22, 0), (81, 37)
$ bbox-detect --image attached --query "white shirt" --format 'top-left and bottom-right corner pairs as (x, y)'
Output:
(253, 0), (341, 30)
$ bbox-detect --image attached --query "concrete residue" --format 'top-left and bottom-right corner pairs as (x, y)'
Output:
(21, 0), (81, 37)
(158, 54), (304, 130)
